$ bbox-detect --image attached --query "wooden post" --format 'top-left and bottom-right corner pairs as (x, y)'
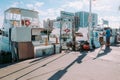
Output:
(45, 38), (48, 46)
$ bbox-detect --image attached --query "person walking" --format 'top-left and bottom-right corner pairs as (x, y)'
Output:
(105, 27), (111, 49)
(99, 32), (104, 49)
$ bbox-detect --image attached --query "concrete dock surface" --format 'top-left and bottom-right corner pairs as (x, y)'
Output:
(0, 44), (120, 80)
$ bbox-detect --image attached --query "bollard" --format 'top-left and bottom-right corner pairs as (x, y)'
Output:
(56, 37), (58, 44)
(45, 38), (48, 46)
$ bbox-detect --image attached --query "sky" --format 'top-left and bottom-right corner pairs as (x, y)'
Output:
(0, 0), (120, 28)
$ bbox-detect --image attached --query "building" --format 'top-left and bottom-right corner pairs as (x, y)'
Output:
(53, 11), (98, 32)
(52, 11), (98, 43)
(60, 11), (74, 18)
(75, 11), (98, 28)
(43, 19), (55, 30)
(52, 11), (75, 44)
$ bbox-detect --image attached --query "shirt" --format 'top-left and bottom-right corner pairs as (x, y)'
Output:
(106, 29), (111, 38)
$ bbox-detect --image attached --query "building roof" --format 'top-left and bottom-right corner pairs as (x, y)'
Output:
(4, 7), (39, 18)
(5, 7), (38, 14)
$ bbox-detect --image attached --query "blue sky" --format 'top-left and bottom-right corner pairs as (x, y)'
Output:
(0, 0), (120, 28)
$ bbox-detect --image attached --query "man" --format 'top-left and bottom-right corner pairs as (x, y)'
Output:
(105, 27), (111, 49)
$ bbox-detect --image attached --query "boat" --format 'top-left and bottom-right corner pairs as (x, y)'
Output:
(0, 7), (42, 62)
(0, 8), (60, 63)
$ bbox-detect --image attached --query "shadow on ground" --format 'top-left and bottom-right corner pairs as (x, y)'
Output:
(93, 47), (112, 60)
(0, 53), (67, 80)
(48, 51), (88, 80)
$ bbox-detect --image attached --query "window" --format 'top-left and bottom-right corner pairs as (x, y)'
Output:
(32, 35), (35, 41)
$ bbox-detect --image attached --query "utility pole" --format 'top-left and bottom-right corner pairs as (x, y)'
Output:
(60, 18), (62, 53)
(88, 0), (93, 49)
(72, 16), (76, 51)
(118, 5), (120, 34)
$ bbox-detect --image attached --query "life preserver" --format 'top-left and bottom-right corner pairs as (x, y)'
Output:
(25, 20), (31, 26)
(83, 44), (90, 50)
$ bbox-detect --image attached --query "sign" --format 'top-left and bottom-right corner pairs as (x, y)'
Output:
(64, 28), (70, 33)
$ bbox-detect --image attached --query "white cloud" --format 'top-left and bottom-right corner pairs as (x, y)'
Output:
(64, 1), (83, 9)
(40, 8), (63, 20)
(10, 1), (24, 8)
(11, 2), (20, 7)
(62, 0), (84, 11)
(94, 5), (111, 11)
(26, 1), (61, 23)
(98, 15), (120, 28)
(35, 2), (44, 7)
(92, 0), (120, 28)
(26, 4), (34, 9)
(103, 16), (120, 22)
(26, 2), (44, 10)
(93, 0), (120, 12)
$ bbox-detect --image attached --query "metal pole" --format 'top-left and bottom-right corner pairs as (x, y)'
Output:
(83, 12), (84, 27)
(88, 0), (92, 49)
(60, 19), (62, 53)
(72, 17), (76, 51)
(118, 5), (120, 34)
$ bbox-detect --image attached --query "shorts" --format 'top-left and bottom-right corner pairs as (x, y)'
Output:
(106, 37), (110, 46)
(99, 37), (104, 45)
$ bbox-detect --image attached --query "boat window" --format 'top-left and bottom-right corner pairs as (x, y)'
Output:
(32, 35), (36, 41)
(5, 13), (20, 21)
